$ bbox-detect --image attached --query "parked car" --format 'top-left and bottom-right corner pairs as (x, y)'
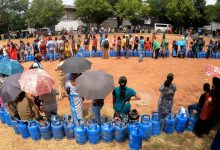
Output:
(154, 23), (173, 33)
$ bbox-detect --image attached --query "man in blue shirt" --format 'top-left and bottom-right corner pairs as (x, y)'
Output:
(46, 37), (56, 61)
(139, 36), (145, 62)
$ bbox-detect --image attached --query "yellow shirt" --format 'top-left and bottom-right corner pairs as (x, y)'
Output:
(122, 39), (126, 47)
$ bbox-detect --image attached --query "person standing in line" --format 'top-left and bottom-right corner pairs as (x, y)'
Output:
(206, 39), (215, 59)
(64, 39), (71, 58)
(9, 42), (18, 60)
(92, 35), (98, 53)
(116, 36), (122, 59)
(32, 39), (39, 55)
(144, 37), (151, 51)
(55, 37), (59, 53)
(129, 35), (133, 51)
(19, 40), (26, 62)
(71, 34), (76, 56)
(84, 34), (90, 51)
(39, 40), (46, 60)
(90, 99), (104, 125)
(139, 36), (145, 62)
(102, 34), (109, 59)
(39, 88), (58, 119)
(122, 35), (126, 51)
(113, 76), (141, 121)
(112, 35), (117, 50)
(76, 35), (81, 52)
(133, 35), (139, 51)
(99, 34), (104, 50)
(125, 35), (130, 58)
(161, 34), (168, 58)
(153, 37), (160, 59)
(151, 31), (156, 58)
(58, 37), (65, 57)
(46, 37), (56, 62)
(66, 73), (83, 121)
(157, 73), (176, 119)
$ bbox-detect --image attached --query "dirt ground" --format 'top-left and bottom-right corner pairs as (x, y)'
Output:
(0, 34), (219, 150)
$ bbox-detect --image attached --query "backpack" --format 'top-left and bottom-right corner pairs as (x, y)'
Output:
(103, 40), (109, 48)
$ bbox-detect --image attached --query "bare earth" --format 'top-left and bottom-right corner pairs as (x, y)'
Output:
(0, 34), (219, 150)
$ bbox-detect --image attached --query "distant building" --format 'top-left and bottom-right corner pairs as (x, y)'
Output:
(55, 4), (85, 31)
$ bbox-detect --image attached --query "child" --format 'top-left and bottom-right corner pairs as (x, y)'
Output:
(192, 40), (199, 58)
(112, 35), (117, 50)
(117, 36), (122, 59)
(92, 35), (98, 52)
(139, 36), (145, 62)
(144, 37), (151, 51)
(64, 39), (71, 58)
(76, 35), (81, 51)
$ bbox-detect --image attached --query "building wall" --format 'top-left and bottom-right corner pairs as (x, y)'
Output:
(61, 9), (76, 21)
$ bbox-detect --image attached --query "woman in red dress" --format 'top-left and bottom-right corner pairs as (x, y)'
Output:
(9, 43), (18, 60)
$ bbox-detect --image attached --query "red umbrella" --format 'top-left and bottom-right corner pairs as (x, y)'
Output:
(205, 66), (220, 78)
(19, 69), (55, 97)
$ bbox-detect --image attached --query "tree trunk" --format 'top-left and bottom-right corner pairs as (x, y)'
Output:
(117, 17), (123, 28)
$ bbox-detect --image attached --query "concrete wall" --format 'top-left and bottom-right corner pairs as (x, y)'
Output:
(55, 20), (85, 31)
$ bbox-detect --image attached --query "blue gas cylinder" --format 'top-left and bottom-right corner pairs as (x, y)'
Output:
(187, 51), (192, 58)
(95, 51), (100, 57)
(145, 51), (149, 57)
(86, 51), (90, 57)
(166, 51), (170, 57)
(91, 51), (96, 57)
(113, 50), (117, 57)
(82, 51), (87, 58)
(51, 115), (65, 140)
(151, 112), (161, 136)
(25, 55), (29, 62)
(129, 123), (143, 150)
(76, 52), (83, 58)
(39, 120), (53, 140)
(79, 47), (84, 53)
(149, 51), (153, 57)
(142, 51), (146, 57)
(134, 51), (138, 57)
(28, 121), (41, 141)
(201, 52), (205, 58)
(175, 113), (188, 133)
(163, 113), (176, 134)
(197, 52), (201, 58)
(46, 53), (50, 60)
(110, 50), (114, 57)
(140, 114), (152, 140)
(114, 121), (127, 142)
(74, 119), (88, 144)
(129, 51), (134, 57)
(87, 119), (101, 144)
(54, 53), (59, 60)
(18, 121), (30, 139)
(0, 107), (6, 124)
(100, 51), (103, 57)
(63, 115), (75, 139)
(101, 121), (114, 143)
(4, 110), (12, 127)
(0, 55), (3, 60)
(12, 118), (20, 134)
(212, 53), (216, 58)
(30, 54), (35, 61)
(216, 52), (220, 59)
(127, 120), (139, 135)
(187, 110), (198, 131)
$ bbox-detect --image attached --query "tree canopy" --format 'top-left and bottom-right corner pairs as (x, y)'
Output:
(27, 0), (64, 29)
(75, 0), (112, 25)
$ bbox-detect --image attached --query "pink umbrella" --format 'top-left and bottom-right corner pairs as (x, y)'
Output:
(205, 66), (220, 78)
(19, 69), (55, 97)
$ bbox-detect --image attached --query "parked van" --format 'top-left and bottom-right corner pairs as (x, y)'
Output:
(154, 23), (173, 33)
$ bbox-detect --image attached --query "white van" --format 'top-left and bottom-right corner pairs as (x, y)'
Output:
(154, 23), (173, 33)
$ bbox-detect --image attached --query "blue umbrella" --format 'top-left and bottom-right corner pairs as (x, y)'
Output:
(0, 59), (24, 75)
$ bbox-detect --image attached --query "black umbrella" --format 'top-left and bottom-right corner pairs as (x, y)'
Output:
(60, 58), (92, 74)
(75, 70), (114, 100)
(0, 73), (22, 103)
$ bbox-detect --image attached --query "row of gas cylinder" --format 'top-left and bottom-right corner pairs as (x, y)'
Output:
(76, 50), (170, 58)
(0, 107), (198, 150)
(24, 53), (60, 62)
(187, 51), (220, 59)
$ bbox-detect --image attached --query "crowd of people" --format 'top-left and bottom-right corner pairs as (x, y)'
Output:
(1, 32), (220, 63)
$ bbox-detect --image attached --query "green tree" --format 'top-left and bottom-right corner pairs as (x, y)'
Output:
(27, 0), (64, 28)
(166, 0), (198, 31)
(116, 0), (150, 25)
(193, 0), (207, 27)
(0, 0), (28, 33)
(75, 0), (112, 25)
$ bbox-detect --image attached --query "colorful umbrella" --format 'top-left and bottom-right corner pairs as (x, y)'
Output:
(0, 59), (24, 75)
(205, 66), (220, 78)
(0, 73), (22, 102)
(19, 69), (55, 97)
(75, 70), (114, 100)
(60, 57), (92, 74)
